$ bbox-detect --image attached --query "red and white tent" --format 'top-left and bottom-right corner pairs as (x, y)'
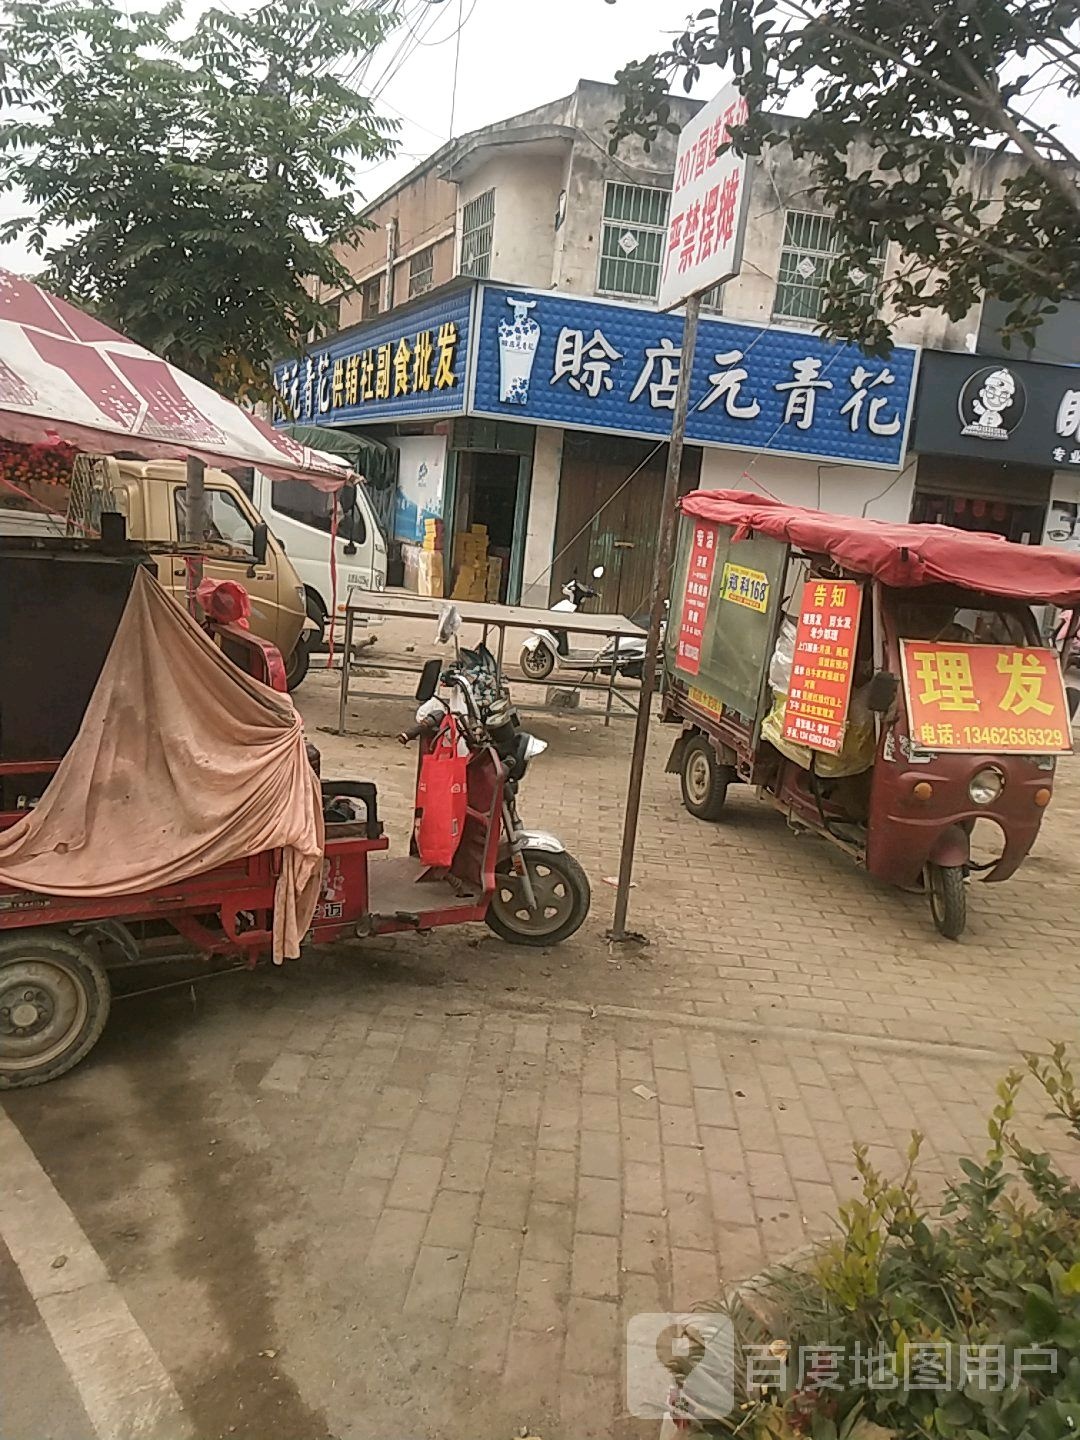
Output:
(0, 269), (344, 490)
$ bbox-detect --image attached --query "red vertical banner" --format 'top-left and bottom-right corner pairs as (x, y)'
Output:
(676, 520), (719, 675)
(783, 579), (863, 753)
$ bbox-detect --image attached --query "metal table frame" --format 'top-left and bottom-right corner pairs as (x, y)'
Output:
(337, 589), (646, 733)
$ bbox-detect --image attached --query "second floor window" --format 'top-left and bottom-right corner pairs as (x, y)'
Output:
(319, 296), (341, 337)
(360, 273), (382, 318)
(598, 182), (670, 300)
(774, 210), (886, 324)
(408, 246), (434, 298)
(461, 190), (494, 278)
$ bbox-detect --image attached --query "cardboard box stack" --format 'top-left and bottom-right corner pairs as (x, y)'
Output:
(485, 555), (503, 602)
(451, 524), (489, 602)
(422, 518), (443, 552)
(417, 549), (444, 597)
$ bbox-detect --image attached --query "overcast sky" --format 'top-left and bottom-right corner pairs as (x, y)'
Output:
(1, 0), (1076, 272)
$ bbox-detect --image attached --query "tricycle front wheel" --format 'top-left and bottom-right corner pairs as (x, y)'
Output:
(0, 932), (111, 1089)
(926, 863), (967, 940)
(486, 848), (591, 946)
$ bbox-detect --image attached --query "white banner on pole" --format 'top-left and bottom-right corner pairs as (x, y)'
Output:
(657, 81), (751, 312)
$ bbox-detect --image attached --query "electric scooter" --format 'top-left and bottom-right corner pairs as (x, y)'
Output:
(518, 567), (648, 682)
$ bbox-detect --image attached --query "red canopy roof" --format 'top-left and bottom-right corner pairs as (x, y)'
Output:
(681, 490), (1080, 607)
(0, 270), (346, 490)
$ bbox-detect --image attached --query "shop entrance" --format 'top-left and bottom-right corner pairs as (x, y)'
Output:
(446, 419), (534, 603)
(912, 456), (1052, 544)
(551, 433), (701, 618)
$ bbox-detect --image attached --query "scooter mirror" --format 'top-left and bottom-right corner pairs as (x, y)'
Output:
(415, 657), (442, 703)
(592, 566), (605, 578)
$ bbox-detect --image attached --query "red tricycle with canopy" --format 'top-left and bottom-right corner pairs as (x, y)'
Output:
(0, 536), (589, 1088)
(661, 491), (1080, 938)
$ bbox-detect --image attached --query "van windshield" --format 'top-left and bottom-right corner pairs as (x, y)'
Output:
(270, 479), (366, 546)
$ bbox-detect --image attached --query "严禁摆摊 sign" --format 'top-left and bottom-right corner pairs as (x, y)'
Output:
(658, 80), (751, 312)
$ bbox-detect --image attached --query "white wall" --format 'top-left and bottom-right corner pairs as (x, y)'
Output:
(458, 151), (566, 289)
(520, 426), (564, 607)
(698, 447), (916, 524)
(1043, 471), (1080, 553)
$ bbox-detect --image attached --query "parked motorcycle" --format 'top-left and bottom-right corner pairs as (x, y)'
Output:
(401, 652), (591, 945)
(519, 567), (649, 682)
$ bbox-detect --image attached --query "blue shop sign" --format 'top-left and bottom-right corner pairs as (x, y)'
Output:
(470, 285), (918, 469)
(273, 288), (472, 426)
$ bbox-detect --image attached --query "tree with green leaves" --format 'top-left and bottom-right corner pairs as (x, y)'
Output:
(609, 0), (1080, 354)
(0, 0), (398, 398)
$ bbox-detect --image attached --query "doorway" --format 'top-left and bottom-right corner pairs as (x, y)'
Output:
(911, 455), (1051, 544)
(450, 450), (529, 602)
(552, 433), (702, 619)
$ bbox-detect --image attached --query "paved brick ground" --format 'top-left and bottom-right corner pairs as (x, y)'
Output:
(2, 638), (1078, 1440)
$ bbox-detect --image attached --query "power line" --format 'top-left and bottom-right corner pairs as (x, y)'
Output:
(448, 0), (465, 138)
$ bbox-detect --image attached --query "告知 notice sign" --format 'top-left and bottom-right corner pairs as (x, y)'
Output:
(783, 579), (863, 753)
(900, 642), (1073, 754)
(676, 520), (719, 675)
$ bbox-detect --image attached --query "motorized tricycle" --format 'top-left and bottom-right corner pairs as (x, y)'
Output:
(661, 491), (1080, 938)
(0, 535), (590, 1088)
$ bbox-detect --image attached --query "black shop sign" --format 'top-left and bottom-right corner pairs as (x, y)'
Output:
(911, 350), (1080, 471)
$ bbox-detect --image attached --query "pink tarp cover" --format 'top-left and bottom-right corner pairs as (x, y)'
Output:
(682, 489), (1080, 607)
(0, 568), (324, 961)
(0, 269), (345, 490)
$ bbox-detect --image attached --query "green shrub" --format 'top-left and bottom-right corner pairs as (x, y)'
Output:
(674, 1045), (1080, 1439)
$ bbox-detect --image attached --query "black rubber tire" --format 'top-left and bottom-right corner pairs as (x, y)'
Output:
(305, 593), (328, 649)
(519, 645), (555, 681)
(486, 848), (591, 947)
(679, 735), (731, 821)
(0, 932), (111, 1089)
(285, 637), (310, 691)
(927, 863), (967, 940)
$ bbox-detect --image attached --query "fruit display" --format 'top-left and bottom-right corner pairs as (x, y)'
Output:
(0, 438), (77, 511)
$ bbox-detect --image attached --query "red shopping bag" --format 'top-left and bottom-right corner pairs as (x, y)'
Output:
(415, 713), (468, 867)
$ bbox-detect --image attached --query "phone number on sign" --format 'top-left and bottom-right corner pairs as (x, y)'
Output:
(960, 725), (1069, 750)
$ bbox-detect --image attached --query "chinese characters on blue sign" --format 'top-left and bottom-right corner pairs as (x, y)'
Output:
(272, 290), (472, 426)
(472, 285), (918, 468)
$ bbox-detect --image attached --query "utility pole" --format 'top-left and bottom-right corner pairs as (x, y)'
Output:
(609, 293), (701, 941)
(183, 454), (206, 616)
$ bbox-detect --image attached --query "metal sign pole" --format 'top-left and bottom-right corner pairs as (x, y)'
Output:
(183, 454), (206, 617)
(609, 292), (701, 942)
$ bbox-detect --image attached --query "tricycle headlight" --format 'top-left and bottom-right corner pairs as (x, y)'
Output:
(969, 767), (1004, 805)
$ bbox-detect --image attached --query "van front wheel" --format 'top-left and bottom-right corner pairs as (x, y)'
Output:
(285, 639), (310, 691)
(305, 594), (327, 649)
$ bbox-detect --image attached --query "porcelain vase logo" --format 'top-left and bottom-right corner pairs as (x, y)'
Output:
(498, 298), (540, 405)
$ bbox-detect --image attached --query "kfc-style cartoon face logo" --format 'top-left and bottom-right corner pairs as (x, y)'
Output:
(958, 366), (1027, 441)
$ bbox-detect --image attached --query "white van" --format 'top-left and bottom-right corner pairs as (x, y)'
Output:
(242, 470), (387, 647)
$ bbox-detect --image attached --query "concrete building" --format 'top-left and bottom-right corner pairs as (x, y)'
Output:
(279, 79), (1080, 610)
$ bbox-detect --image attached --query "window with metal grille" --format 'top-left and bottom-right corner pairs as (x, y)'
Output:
(360, 273), (382, 318)
(319, 296), (341, 337)
(408, 246), (434, 298)
(597, 183), (670, 299)
(773, 211), (886, 323)
(461, 190), (494, 278)
(700, 282), (725, 313)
